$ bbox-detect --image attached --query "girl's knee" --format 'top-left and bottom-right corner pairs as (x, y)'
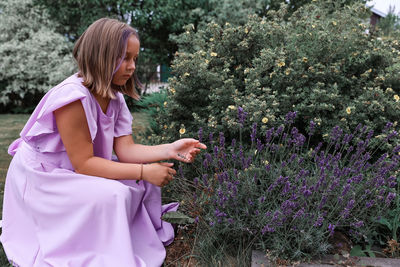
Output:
(84, 179), (131, 208)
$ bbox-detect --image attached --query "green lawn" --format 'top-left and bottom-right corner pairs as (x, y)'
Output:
(0, 112), (149, 265)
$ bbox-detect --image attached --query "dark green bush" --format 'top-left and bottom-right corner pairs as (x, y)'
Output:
(153, 1), (400, 148)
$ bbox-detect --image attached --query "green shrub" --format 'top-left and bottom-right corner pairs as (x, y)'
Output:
(130, 90), (168, 135)
(154, 1), (400, 149)
(0, 0), (75, 113)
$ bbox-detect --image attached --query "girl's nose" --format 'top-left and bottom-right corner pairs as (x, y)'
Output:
(128, 60), (136, 71)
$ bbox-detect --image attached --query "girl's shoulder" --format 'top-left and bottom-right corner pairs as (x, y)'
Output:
(50, 73), (91, 97)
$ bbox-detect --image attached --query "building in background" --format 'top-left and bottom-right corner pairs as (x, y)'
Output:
(367, 0), (400, 28)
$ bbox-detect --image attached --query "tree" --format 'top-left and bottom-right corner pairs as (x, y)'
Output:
(0, 0), (75, 113)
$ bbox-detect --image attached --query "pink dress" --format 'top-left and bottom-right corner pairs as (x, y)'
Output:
(1, 74), (178, 267)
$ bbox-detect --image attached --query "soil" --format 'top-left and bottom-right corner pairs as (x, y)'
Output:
(165, 228), (399, 266)
(165, 224), (198, 267)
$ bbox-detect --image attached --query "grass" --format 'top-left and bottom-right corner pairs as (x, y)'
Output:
(0, 112), (149, 266)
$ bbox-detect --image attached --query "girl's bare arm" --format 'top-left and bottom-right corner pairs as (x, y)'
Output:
(113, 135), (207, 164)
(54, 100), (175, 186)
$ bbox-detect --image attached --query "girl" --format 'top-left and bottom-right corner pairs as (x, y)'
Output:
(1, 18), (206, 267)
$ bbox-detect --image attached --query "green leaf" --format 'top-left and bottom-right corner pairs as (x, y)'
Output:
(161, 211), (195, 224)
(350, 245), (367, 257)
(378, 217), (393, 231)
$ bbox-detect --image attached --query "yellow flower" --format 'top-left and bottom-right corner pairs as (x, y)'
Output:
(262, 117), (268, 124)
(228, 105), (236, 110)
(209, 38), (214, 42)
(285, 69), (291, 75)
(367, 68), (372, 73)
(312, 24), (316, 28)
(179, 128), (186, 135)
(346, 107), (351, 114)
(163, 125), (168, 129)
(211, 52), (218, 57)
(164, 101), (168, 107)
(205, 59), (209, 64)
(394, 95), (400, 102)
(264, 160), (269, 165)
(332, 21), (337, 26)
(302, 57), (308, 63)
(245, 28), (249, 34)
(277, 61), (285, 67)
(184, 72), (190, 77)
(169, 88), (176, 94)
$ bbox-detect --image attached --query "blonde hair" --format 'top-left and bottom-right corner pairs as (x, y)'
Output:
(73, 18), (141, 100)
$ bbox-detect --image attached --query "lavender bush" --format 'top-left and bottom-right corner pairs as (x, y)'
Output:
(179, 109), (400, 262)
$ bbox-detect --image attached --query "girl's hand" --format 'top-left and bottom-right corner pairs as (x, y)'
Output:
(142, 162), (176, 187)
(169, 138), (207, 163)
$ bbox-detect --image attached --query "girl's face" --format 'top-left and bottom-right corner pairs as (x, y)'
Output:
(112, 35), (140, 86)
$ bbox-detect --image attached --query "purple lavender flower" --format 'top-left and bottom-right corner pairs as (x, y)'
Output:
(351, 221), (364, 228)
(293, 208), (305, 219)
(250, 123), (257, 143)
(341, 199), (355, 219)
(330, 126), (343, 142)
(265, 127), (274, 143)
(285, 111), (297, 125)
(261, 224), (275, 234)
(256, 139), (264, 152)
(275, 125), (284, 136)
(209, 132), (214, 144)
(318, 196), (327, 210)
(213, 146), (219, 158)
(219, 132), (225, 148)
(355, 123), (362, 133)
(309, 120), (316, 136)
(202, 158), (209, 169)
(303, 188), (312, 198)
(178, 165), (184, 178)
(366, 200), (374, 208)
(314, 216), (324, 227)
(202, 174), (209, 187)
(265, 163), (271, 172)
(384, 122), (393, 132)
(328, 224), (335, 236)
(198, 127), (203, 143)
(237, 106), (248, 127)
(386, 130), (398, 141)
(231, 138), (237, 148)
(386, 192), (396, 205)
(342, 133), (353, 145)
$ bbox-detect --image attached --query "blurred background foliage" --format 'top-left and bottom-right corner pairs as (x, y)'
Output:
(1, 0), (368, 113)
(153, 1), (400, 151)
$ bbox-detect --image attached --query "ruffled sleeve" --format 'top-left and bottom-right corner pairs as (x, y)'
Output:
(114, 93), (133, 137)
(8, 75), (98, 155)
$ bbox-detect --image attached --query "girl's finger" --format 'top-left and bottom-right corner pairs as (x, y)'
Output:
(168, 168), (177, 175)
(160, 162), (174, 167)
(196, 143), (207, 149)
